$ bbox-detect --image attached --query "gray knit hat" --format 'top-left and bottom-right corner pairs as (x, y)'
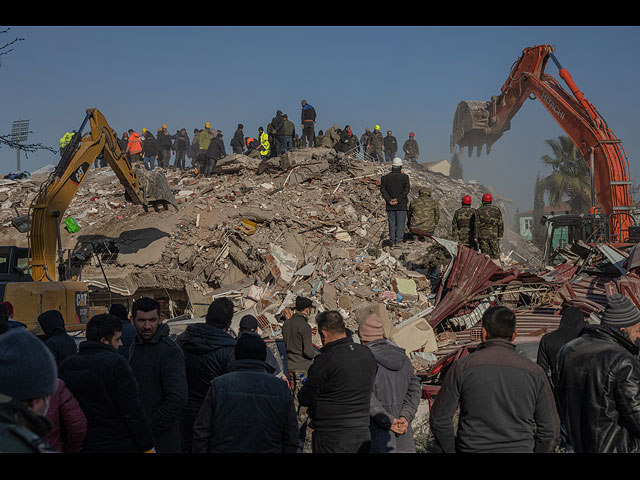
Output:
(0, 328), (58, 400)
(600, 294), (640, 328)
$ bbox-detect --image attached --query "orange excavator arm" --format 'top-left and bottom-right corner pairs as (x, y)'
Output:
(451, 45), (634, 243)
(28, 108), (175, 282)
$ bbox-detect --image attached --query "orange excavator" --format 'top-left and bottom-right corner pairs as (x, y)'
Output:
(450, 44), (635, 246)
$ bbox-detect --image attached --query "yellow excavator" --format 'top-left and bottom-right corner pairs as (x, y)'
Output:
(1, 108), (176, 331)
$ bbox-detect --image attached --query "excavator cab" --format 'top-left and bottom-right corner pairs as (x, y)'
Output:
(541, 214), (609, 266)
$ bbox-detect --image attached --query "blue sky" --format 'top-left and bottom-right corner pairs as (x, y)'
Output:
(2, 25), (640, 216)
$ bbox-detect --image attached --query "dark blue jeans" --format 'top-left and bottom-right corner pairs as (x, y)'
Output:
(387, 210), (407, 245)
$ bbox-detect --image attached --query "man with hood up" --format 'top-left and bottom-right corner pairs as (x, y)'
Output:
(37, 310), (78, 366)
(176, 297), (237, 453)
(358, 313), (421, 453)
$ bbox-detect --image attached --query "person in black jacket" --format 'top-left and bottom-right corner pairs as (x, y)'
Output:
(128, 297), (187, 453)
(300, 99), (316, 147)
(37, 310), (77, 366)
(192, 332), (299, 453)
(554, 294), (640, 453)
(173, 128), (190, 170)
(58, 314), (155, 453)
(298, 310), (378, 453)
(176, 297), (237, 453)
(383, 130), (398, 162)
(141, 129), (157, 171)
(205, 131), (226, 175)
(380, 158), (410, 246)
(270, 110), (285, 156)
(536, 306), (587, 384)
(231, 124), (245, 155)
(430, 306), (560, 453)
(109, 303), (136, 358)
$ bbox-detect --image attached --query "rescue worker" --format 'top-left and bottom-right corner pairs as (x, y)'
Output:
(408, 187), (439, 239)
(402, 132), (419, 164)
(126, 129), (143, 164)
(59, 131), (75, 157)
(157, 124), (173, 168)
(476, 192), (503, 259)
(197, 122), (214, 175)
(367, 125), (384, 163)
(451, 195), (479, 250)
(300, 99), (316, 148)
(258, 127), (271, 160)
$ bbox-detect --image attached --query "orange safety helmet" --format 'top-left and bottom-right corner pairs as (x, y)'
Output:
(482, 192), (493, 203)
(462, 195), (472, 205)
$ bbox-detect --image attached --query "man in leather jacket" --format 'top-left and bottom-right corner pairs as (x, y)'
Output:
(554, 294), (640, 453)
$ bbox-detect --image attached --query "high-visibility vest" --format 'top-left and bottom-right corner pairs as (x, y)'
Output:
(259, 132), (270, 157)
(126, 132), (142, 154)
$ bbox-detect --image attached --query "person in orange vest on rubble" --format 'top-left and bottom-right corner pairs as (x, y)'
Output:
(126, 129), (143, 164)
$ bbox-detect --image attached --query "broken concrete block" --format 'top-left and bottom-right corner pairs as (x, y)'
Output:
(390, 317), (438, 354)
(392, 278), (418, 296)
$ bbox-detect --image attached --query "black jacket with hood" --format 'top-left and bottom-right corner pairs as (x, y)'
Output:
(37, 310), (78, 366)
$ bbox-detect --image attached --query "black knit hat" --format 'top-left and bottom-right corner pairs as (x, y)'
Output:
(295, 296), (312, 311)
(235, 332), (267, 361)
(0, 328), (58, 400)
(601, 294), (640, 328)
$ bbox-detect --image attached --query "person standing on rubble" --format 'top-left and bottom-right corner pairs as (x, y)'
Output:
(408, 187), (439, 239)
(197, 122), (214, 175)
(231, 124), (245, 155)
(176, 297), (236, 453)
(380, 158), (410, 247)
(301, 99), (316, 147)
(258, 126), (271, 160)
(358, 313), (421, 453)
(298, 310), (378, 454)
(429, 306), (560, 453)
(192, 332), (299, 453)
(402, 132), (419, 163)
(554, 294), (640, 453)
(129, 297), (187, 453)
(383, 130), (398, 163)
(141, 128), (158, 171)
(476, 192), (503, 259)
(173, 128), (190, 171)
(451, 195), (479, 250)
(368, 125), (384, 163)
(126, 129), (143, 164)
(282, 114), (295, 152)
(360, 127), (371, 157)
(270, 110), (286, 156)
(157, 124), (173, 168)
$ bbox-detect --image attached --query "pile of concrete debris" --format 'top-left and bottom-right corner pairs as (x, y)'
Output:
(1, 146), (546, 373)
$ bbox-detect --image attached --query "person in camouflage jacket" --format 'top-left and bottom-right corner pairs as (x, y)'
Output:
(476, 193), (503, 259)
(451, 196), (478, 249)
(408, 188), (439, 237)
(367, 126), (384, 163)
(402, 133), (419, 163)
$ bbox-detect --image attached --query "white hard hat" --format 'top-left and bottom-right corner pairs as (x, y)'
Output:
(392, 157), (403, 167)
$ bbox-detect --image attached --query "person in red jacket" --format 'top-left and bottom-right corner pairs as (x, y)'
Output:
(44, 378), (87, 453)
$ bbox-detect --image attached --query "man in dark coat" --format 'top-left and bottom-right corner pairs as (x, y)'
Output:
(298, 310), (378, 453)
(108, 303), (136, 358)
(176, 297), (237, 453)
(358, 314), (421, 453)
(129, 297), (188, 453)
(192, 333), (299, 453)
(173, 128), (190, 170)
(205, 132), (226, 174)
(380, 158), (410, 246)
(300, 99), (316, 147)
(383, 130), (398, 163)
(37, 310), (77, 366)
(554, 294), (640, 453)
(58, 314), (155, 453)
(430, 306), (560, 453)
(156, 125), (173, 168)
(536, 306), (587, 383)
(230, 124), (245, 154)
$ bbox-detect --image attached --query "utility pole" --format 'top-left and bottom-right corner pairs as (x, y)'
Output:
(10, 119), (29, 171)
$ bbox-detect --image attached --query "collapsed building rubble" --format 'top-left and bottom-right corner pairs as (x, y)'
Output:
(4, 145), (635, 377)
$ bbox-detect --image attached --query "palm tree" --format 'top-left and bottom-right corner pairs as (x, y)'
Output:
(538, 136), (592, 214)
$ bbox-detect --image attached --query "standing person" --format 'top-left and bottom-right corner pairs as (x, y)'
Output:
(407, 187), (439, 239)
(536, 306), (587, 383)
(367, 125), (384, 163)
(0, 328), (59, 453)
(192, 333), (299, 453)
(451, 194), (479, 250)
(380, 157), (410, 247)
(270, 110), (285, 156)
(58, 314), (156, 453)
(298, 310), (378, 454)
(358, 313), (421, 453)
(258, 126), (271, 160)
(129, 297), (187, 453)
(383, 130), (398, 163)
(282, 114), (295, 152)
(402, 132), (419, 163)
(429, 306), (560, 453)
(554, 294), (640, 453)
(230, 124), (245, 155)
(476, 192), (504, 259)
(189, 128), (201, 170)
(360, 127), (371, 157)
(197, 122), (214, 174)
(118, 131), (129, 161)
(205, 131), (225, 174)
(109, 303), (136, 358)
(37, 310), (78, 366)
(238, 315), (286, 381)
(126, 129), (143, 164)
(173, 128), (190, 171)
(141, 128), (158, 171)
(300, 99), (316, 147)
(44, 378), (87, 453)
(176, 297), (236, 453)
(157, 124), (173, 168)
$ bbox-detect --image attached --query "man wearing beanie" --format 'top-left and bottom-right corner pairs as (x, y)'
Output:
(358, 313), (421, 453)
(192, 333), (299, 453)
(555, 294), (640, 452)
(0, 328), (59, 452)
(298, 310), (377, 453)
